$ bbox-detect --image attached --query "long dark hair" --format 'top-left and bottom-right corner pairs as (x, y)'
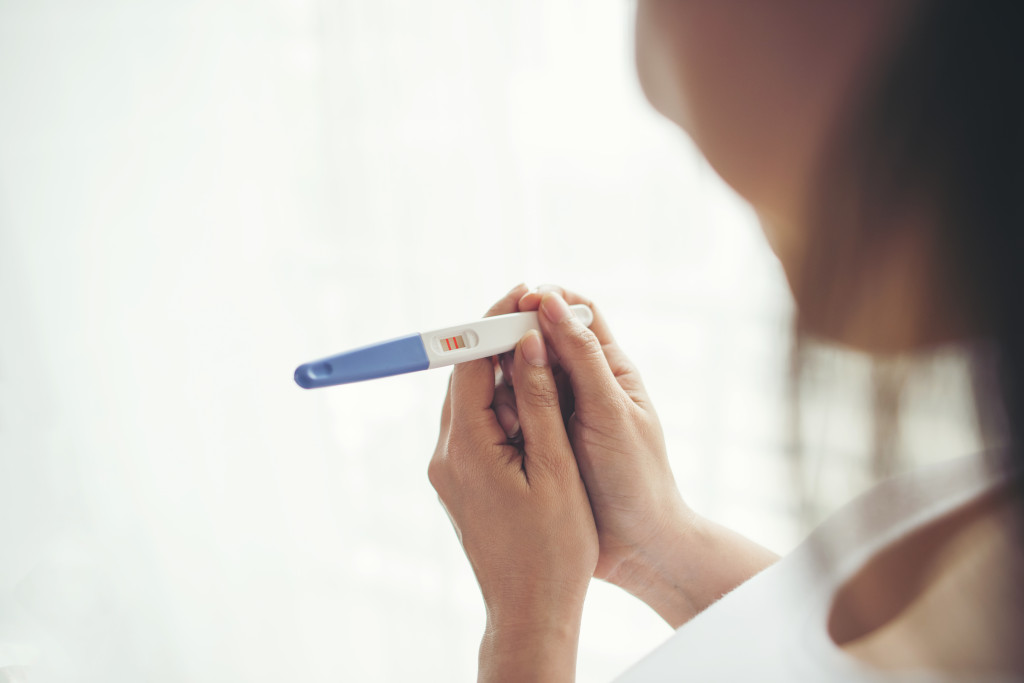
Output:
(799, 2), (1024, 481)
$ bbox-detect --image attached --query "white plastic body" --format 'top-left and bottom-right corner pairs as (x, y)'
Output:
(421, 304), (593, 369)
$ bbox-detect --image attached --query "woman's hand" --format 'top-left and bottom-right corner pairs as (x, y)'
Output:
(509, 285), (778, 627)
(511, 287), (689, 575)
(429, 284), (599, 681)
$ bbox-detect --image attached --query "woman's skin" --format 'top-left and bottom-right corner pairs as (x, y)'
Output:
(430, 287), (599, 681)
(432, 285), (776, 680)
(429, 1), (1023, 679)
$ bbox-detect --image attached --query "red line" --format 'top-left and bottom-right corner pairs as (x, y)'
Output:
(454, 336), (461, 349)
(445, 337), (452, 351)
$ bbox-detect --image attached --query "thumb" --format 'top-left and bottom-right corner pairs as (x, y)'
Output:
(536, 292), (625, 410)
(512, 330), (574, 478)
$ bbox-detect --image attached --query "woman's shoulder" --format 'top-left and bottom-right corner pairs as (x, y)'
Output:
(616, 454), (1023, 682)
(834, 475), (1024, 677)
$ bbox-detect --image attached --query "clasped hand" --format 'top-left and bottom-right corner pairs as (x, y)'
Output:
(429, 284), (692, 679)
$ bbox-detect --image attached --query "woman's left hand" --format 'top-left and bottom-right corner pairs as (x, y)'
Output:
(429, 284), (599, 681)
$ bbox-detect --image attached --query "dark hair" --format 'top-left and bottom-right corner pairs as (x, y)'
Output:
(799, 1), (1024, 480)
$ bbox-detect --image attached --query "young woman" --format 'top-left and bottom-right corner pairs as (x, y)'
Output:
(427, 1), (1024, 680)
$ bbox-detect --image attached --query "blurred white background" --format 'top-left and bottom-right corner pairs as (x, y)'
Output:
(0, 1), (982, 681)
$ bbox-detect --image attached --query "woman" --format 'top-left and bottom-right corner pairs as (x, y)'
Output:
(428, 1), (1024, 680)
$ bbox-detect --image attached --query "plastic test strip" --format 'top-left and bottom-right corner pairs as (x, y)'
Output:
(294, 304), (594, 389)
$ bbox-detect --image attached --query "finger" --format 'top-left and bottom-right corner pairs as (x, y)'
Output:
(534, 291), (637, 409)
(486, 285), (528, 380)
(519, 284), (616, 346)
(492, 378), (521, 441)
(485, 283), (529, 318)
(518, 284), (636, 380)
(506, 349), (574, 424)
(511, 330), (574, 478)
(445, 283), (528, 438)
(450, 358), (504, 438)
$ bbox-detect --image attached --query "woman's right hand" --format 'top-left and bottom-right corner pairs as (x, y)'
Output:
(513, 286), (690, 580)
(509, 285), (778, 626)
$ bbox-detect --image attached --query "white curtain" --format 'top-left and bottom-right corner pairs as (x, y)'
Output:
(0, 1), (981, 681)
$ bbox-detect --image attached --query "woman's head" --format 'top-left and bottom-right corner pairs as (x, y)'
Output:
(634, 0), (916, 292)
(637, 1), (1024, 457)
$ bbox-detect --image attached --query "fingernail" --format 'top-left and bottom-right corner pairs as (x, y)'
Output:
(496, 404), (520, 438)
(541, 293), (572, 324)
(522, 330), (548, 367)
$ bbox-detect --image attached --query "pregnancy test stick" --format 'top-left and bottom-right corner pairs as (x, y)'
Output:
(294, 304), (593, 389)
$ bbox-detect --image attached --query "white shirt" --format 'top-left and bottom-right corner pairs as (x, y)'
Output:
(616, 455), (1017, 682)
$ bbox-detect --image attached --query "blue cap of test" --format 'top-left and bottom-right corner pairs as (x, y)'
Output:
(294, 333), (430, 389)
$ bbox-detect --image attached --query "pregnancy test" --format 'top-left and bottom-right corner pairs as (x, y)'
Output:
(294, 304), (593, 389)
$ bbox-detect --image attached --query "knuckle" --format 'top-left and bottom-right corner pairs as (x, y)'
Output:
(563, 323), (602, 357)
(440, 427), (487, 465)
(427, 455), (446, 493)
(520, 370), (561, 410)
(447, 420), (479, 448)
